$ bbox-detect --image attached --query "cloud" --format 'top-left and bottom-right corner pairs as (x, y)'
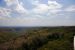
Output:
(4, 0), (62, 16)
(31, 0), (62, 14)
(0, 16), (75, 26)
(32, 4), (48, 14)
(0, 7), (11, 18)
(5, 0), (19, 6)
(31, 0), (40, 6)
(0, 0), (75, 26)
(15, 2), (28, 14)
(0, 17), (40, 26)
(5, 0), (28, 14)
(48, 1), (62, 9)
(48, 1), (62, 14)
(65, 5), (75, 12)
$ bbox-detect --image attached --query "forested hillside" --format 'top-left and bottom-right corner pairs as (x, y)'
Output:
(0, 26), (75, 50)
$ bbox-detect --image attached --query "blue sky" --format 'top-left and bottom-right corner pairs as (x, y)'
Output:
(0, 0), (75, 26)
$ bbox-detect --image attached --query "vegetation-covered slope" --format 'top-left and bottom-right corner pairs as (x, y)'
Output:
(0, 26), (75, 50)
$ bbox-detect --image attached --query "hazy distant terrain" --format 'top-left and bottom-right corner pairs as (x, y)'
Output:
(0, 26), (75, 50)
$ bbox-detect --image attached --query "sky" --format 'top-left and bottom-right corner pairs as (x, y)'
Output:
(0, 0), (75, 27)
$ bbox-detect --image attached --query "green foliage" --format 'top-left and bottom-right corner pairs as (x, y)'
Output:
(0, 26), (75, 50)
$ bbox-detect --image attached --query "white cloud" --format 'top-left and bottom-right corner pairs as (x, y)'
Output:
(0, 16), (75, 26)
(15, 2), (28, 14)
(0, 7), (11, 18)
(31, 0), (62, 14)
(48, 9), (62, 14)
(48, 1), (62, 9)
(32, 0), (40, 6)
(4, 0), (62, 15)
(5, 0), (19, 6)
(0, 17), (40, 26)
(0, 0), (75, 26)
(5, 0), (28, 14)
(32, 4), (48, 14)
(47, 1), (62, 14)
(65, 5), (75, 12)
